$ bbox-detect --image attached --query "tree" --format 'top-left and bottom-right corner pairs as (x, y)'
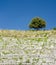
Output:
(53, 27), (56, 30)
(29, 17), (46, 30)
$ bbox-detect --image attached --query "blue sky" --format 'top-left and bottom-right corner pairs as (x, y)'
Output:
(0, 0), (56, 30)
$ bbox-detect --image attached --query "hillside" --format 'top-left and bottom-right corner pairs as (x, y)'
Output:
(0, 30), (56, 65)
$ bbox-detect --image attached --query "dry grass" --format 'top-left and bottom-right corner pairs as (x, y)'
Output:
(0, 30), (56, 38)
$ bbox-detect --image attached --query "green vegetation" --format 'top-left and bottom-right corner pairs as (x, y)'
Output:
(29, 17), (46, 30)
(53, 27), (56, 30)
(19, 62), (22, 65)
(26, 59), (30, 63)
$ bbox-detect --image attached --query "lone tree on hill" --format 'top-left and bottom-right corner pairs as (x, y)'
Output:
(53, 27), (56, 30)
(29, 17), (46, 30)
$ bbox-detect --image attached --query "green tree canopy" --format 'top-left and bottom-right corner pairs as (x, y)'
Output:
(29, 17), (46, 30)
(53, 27), (56, 30)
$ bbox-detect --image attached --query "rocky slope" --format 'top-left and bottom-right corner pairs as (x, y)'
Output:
(0, 30), (56, 65)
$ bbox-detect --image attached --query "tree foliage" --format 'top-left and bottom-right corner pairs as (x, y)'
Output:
(53, 27), (56, 30)
(29, 17), (46, 30)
